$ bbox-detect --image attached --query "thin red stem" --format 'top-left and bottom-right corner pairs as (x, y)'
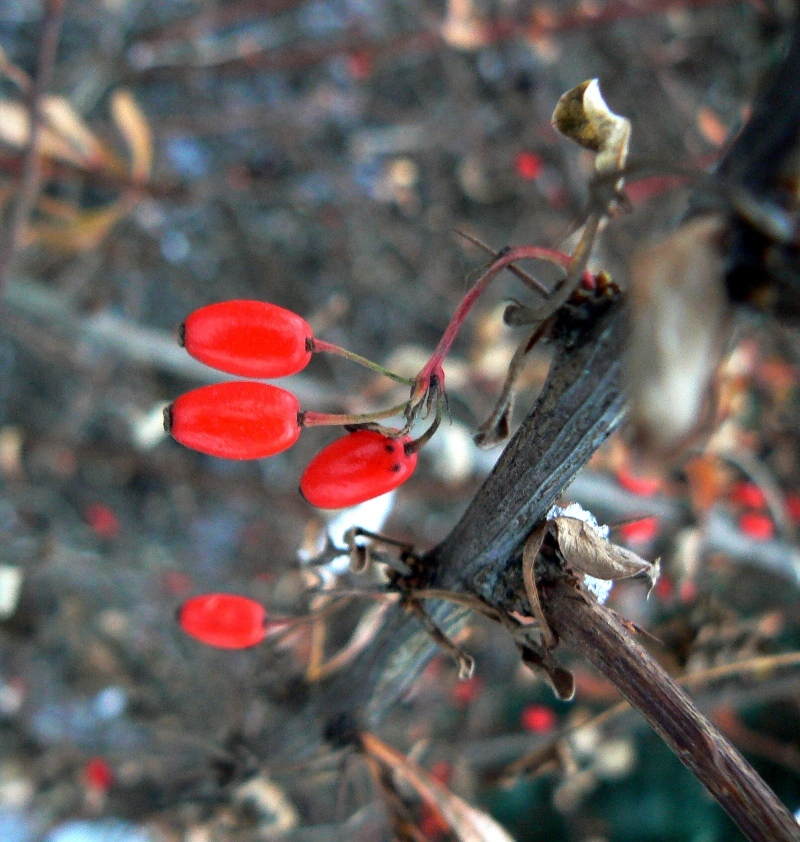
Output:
(419, 246), (591, 387)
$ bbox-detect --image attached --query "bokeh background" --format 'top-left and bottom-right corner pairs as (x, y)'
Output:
(0, 1), (799, 840)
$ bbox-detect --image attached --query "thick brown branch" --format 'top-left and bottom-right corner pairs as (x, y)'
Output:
(544, 577), (800, 842)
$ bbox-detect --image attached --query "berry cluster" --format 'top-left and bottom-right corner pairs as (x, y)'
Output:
(169, 243), (605, 649)
(165, 300), (425, 510)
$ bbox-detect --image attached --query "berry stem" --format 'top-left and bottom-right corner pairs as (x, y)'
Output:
(310, 338), (413, 385)
(300, 400), (409, 428)
(408, 245), (594, 415)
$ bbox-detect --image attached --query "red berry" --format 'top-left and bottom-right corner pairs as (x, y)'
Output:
(738, 511), (774, 541)
(616, 465), (662, 497)
(451, 675), (482, 708)
(299, 430), (417, 509)
(619, 516), (660, 545)
(85, 503), (120, 540)
(166, 381), (300, 460)
(514, 151), (544, 180)
(786, 494), (800, 524)
(520, 704), (557, 734)
(179, 593), (267, 649)
(180, 301), (312, 379)
(654, 575), (673, 600)
(83, 758), (114, 792)
(429, 761), (452, 785)
(730, 482), (767, 509)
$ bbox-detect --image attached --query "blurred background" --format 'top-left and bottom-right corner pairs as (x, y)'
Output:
(0, 0), (799, 839)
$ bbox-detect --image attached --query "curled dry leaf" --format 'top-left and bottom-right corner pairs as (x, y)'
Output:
(111, 89), (153, 182)
(625, 214), (730, 456)
(552, 516), (659, 593)
(0, 100), (85, 167)
(360, 731), (516, 842)
(519, 644), (576, 701)
(551, 79), (630, 180)
(41, 96), (109, 166)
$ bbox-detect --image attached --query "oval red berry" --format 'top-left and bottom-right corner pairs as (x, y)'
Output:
(179, 593), (267, 649)
(167, 381), (300, 460)
(300, 430), (417, 509)
(181, 301), (313, 379)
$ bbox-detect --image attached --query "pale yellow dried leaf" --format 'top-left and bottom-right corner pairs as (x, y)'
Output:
(551, 79), (630, 177)
(0, 99), (86, 167)
(361, 732), (517, 842)
(41, 96), (106, 162)
(553, 516), (656, 584)
(27, 198), (132, 252)
(110, 89), (152, 181)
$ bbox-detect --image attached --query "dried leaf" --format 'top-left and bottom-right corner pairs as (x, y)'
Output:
(519, 645), (576, 701)
(111, 89), (153, 182)
(551, 79), (630, 178)
(27, 197), (134, 252)
(41, 96), (106, 164)
(625, 215), (730, 455)
(0, 100), (81, 166)
(361, 732), (516, 842)
(552, 516), (658, 591)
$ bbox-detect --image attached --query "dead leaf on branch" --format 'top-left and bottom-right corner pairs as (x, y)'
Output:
(551, 516), (660, 594)
(625, 214), (730, 457)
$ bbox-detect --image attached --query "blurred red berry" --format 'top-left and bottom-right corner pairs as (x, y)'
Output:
(180, 301), (312, 379)
(85, 503), (120, 540)
(166, 381), (300, 460)
(179, 593), (267, 649)
(654, 575), (673, 600)
(521, 704), (557, 734)
(616, 464), (662, 497)
(419, 802), (449, 841)
(514, 151), (543, 180)
(786, 494), (800, 524)
(300, 430), (417, 509)
(451, 675), (481, 708)
(83, 758), (113, 792)
(429, 760), (452, 785)
(619, 516), (660, 545)
(162, 571), (192, 596)
(738, 511), (774, 541)
(348, 50), (373, 80)
(730, 482), (767, 509)
(679, 579), (698, 603)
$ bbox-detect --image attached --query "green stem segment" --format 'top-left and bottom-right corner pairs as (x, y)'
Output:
(310, 338), (413, 386)
(300, 401), (409, 429)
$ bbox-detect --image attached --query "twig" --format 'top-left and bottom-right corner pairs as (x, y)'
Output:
(543, 576), (800, 842)
(0, 0), (66, 290)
